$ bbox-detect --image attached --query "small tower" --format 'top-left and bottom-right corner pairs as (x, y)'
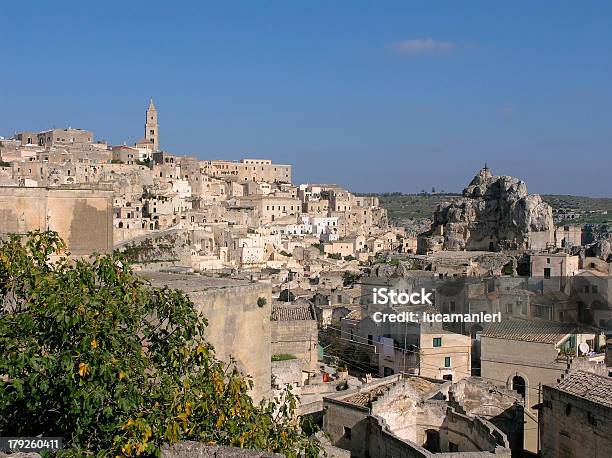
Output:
(145, 97), (159, 151)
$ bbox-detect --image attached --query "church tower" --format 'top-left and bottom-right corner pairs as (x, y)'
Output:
(145, 97), (158, 151)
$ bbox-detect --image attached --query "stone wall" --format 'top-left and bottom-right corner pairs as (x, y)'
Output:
(271, 319), (318, 372)
(366, 415), (429, 458)
(449, 377), (524, 454)
(323, 398), (371, 457)
(143, 273), (272, 402)
(0, 186), (113, 255)
(191, 283), (272, 403)
(540, 385), (612, 458)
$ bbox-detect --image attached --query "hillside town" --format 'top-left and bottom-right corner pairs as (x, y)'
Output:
(1, 100), (611, 458)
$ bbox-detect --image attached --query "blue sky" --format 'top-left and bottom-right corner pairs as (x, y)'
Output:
(1, 1), (611, 195)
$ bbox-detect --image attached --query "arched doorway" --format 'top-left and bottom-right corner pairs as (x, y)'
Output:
(512, 375), (526, 399)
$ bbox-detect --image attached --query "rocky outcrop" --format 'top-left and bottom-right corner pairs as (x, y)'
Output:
(419, 167), (554, 252)
(583, 224), (612, 261)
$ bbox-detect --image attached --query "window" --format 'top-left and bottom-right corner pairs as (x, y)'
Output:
(512, 375), (526, 398)
(442, 374), (453, 381)
(544, 268), (551, 279)
(449, 442), (459, 452)
(449, 301), (456, 312)
(343, 426), (351, 439)
(444, 357), (451, 368)
(433, 337), (442, 347)
(506, 302), (513, 313)
(547, 257), (551, 264)
(593, 285), (598, 294)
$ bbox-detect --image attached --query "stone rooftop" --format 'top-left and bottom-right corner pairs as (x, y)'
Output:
(343, 309), (362, 321)
(554, 370), (612, 408)
(140, 271), (254, 292)
(341, 375), (440, 407)
(271, 302), (316, 321)
(481, 319), (591, 344)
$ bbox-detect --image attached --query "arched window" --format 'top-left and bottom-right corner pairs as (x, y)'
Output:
(512, 375), (526, 398)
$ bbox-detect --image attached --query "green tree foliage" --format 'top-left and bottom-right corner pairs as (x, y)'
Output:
(342, 271), (361, 287)
(0, 231), (318, 457)
(278, 289), (295, 303)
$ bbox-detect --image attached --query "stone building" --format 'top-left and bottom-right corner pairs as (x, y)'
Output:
(480, 319), (605, 453)
(570, 270), (612, 329)
(449, 377), (524, 454)
(32, 127), (93, 148)
(554, 225), (582, 249)
(238, 195), (301, 224)
(143, 272), (273, 402)
(340, 309), (471, 381)
(202, 159), (292, 184)
(530, 252), (579, 293)
(136, 98), (159, 151)
(539, 370), (612, 458)
(323, 374), (512, 457)
(271, 300), (318, 372)
(0, 186), (113, 256)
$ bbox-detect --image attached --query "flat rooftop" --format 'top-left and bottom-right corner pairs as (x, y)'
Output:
(140, 272), (254, 292)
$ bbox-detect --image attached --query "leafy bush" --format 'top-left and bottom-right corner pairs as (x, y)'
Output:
(0, 231), (318, 457)
(279, 289), (295, 303)
(342, 271), (361, 287)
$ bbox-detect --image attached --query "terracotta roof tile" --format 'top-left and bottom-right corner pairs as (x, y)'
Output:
(271, 303), (315, 321)
(554, 370), (612, 408)
(481, 319), (579, 344)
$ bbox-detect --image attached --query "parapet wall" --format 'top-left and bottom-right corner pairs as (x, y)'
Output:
(366, 411), (511, 458)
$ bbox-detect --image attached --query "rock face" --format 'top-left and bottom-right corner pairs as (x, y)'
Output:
(419, 167), (554, 252)
(583, 224), (612, 261)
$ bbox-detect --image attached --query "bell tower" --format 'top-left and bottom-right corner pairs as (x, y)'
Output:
(145, 97), (158, 151)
